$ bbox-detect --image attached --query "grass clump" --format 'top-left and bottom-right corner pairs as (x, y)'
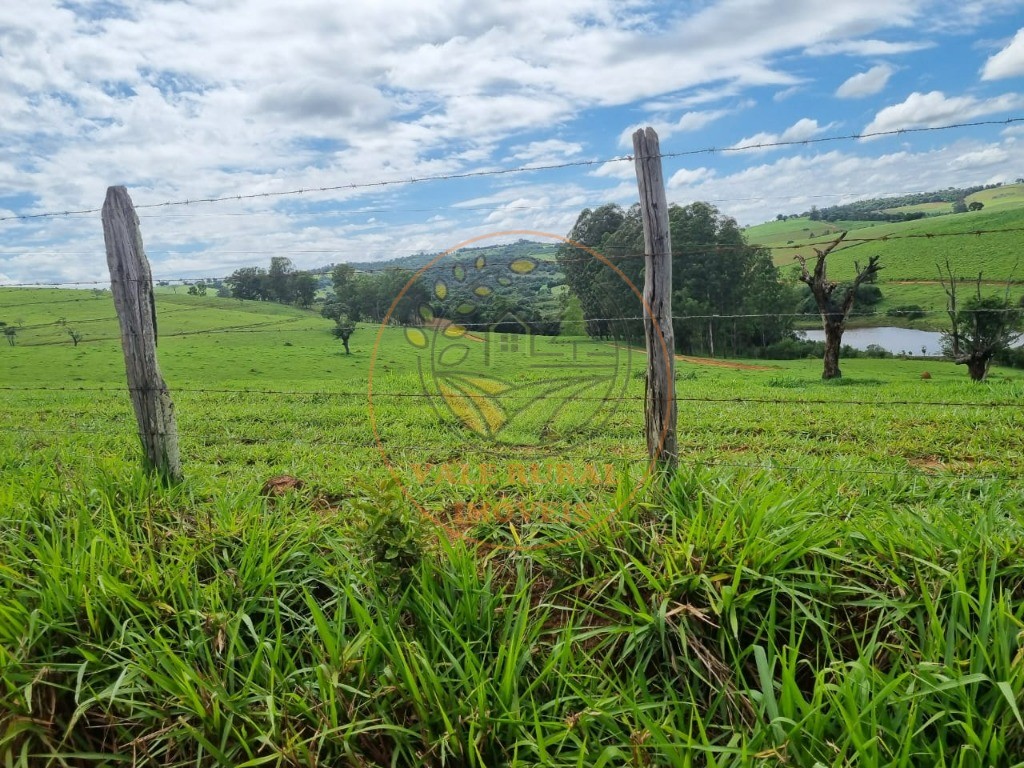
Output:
(2, 465), (1023, 766)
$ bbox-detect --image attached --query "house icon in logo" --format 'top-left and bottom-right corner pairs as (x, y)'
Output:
(484, 312), (532, 366)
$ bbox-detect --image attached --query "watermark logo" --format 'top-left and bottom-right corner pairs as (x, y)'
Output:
(368, 230), (670, 550)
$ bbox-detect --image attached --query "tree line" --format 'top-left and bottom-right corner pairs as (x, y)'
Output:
(557, 201), (794, 358)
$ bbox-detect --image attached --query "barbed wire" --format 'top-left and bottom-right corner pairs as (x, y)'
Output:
(4, 183), (1008, 223)
(1, 118), (1020, 224)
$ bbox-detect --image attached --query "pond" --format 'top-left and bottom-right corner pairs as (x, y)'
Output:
(798, 327), (944, 356)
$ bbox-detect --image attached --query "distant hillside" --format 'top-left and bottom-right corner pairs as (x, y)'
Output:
(316, 239), (559, 275)
(747, 186), (1024, 328)
(777, 182), (1013, 224)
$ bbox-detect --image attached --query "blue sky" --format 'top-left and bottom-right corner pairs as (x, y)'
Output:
(1, 0), (1024, 285)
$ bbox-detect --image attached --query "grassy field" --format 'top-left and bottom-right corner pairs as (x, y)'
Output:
(745, 194), (1024, 328)
(2, 288), (1024, 766)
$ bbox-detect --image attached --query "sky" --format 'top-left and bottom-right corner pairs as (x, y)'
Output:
(2, 0), (1024, 286)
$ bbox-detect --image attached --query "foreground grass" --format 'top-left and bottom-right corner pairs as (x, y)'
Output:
(3, 289), (1024, 765)
(2, 465), (1023, 767)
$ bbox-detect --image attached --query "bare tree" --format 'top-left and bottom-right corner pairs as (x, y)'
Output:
(938, 260), (1022, 381)
(795, 232), (882, 379)
(3, 326), (16, 346)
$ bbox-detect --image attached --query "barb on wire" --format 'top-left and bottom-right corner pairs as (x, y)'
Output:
(1, 117), (1020, 223)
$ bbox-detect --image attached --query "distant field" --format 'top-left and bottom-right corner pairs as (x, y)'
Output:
(968, 182), (1024, 211)
(882, 201), (951, 215)
(744, 198), (1024, 327)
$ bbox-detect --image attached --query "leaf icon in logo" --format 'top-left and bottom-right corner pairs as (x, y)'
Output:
(436, 374), (510, 436)
(405, 327), (428, 348)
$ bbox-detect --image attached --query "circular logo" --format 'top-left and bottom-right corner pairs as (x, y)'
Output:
(368, 230), (672, 551)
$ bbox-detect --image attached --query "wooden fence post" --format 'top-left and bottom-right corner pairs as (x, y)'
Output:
(632, 127), (677, 472)
(102, 186), (182, 484)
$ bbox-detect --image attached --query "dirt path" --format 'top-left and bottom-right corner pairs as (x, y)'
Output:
(610, 344), (777, 371)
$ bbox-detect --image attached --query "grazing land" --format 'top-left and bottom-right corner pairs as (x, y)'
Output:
(746, 190), (1024, 328)
(2, 288), (1024, 765)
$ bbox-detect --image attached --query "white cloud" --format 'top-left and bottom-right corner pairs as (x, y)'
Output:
(731, 118), (833, 152)
(982, 28), (1024, 80)
(773, 86), (801, 102)
(510, 139), (584, 163)
(657, 138), (1024, 226)
(810, 39), (934, 56)
(0, 0), (1014, 285)
(864, 91), (1024, 134)
(591, 158), (636, 180)
(618, 108), (734, 147)
(667, 167), (713, 188)
(836, 64), (894, 98)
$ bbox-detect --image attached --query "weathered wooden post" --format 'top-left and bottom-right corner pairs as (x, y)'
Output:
(102, 186), (182, 484)
(632, 127), (677, 471)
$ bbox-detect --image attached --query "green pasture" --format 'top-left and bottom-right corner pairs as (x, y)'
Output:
(3, 289), (1024, 766)
(968, 182), (1024, 211)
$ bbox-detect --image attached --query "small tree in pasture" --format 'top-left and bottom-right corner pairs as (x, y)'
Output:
(331, 316), (356, 354)
(795, 232), (882, 379)
(938, 260), (1022, 381)
(66, 327), (83, 346)
(3, 326), (16, 346)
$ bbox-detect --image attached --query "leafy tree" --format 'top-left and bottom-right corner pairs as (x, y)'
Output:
(66, 327), (83, 346)
(557, 201), (794, 356)
(186, 281), (207, 296)
(952, 199), (968, 214)
(267, 257), (296, 303)
(330, 314), (356, 354)
(292, 271), (318, 307)
(968, 201), (984, 212)
(3, 326), (15, 346)
(938, 261), (1022, 381)
(227, 266), (269, 301)
(795, 233), (882, 379)
(331, 263), (355, 294)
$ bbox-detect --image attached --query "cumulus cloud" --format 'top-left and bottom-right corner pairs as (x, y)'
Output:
(731, 118), (834, 152)
(655, 138), (1024, 226)
(863, 91), (1024, 134)
(0, 0), (1014, 285)
(667, 167), (713, 188)
(836, 64), (894, 98)
(982, 29), (1024, 80)
(510, 139), (584, 164)
(617, 109), (733, 147)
